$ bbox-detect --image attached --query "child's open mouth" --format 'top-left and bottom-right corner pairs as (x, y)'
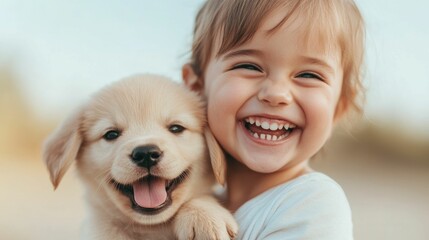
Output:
(242, 116), (296, 141)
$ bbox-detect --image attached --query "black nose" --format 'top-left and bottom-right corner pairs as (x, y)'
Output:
(130, 145), (163, 168)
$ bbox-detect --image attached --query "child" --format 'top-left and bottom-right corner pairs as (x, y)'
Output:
(182, 0), (365, 239)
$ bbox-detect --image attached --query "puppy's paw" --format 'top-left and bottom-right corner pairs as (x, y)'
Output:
(174, 196), (238, 240)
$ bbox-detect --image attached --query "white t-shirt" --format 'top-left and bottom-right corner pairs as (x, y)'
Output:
(234, 172), (353, 240)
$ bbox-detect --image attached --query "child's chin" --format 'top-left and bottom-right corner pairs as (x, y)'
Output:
(244, 155), (286, 173)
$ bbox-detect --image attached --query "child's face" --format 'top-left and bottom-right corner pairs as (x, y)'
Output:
(201, 10), (344, 173)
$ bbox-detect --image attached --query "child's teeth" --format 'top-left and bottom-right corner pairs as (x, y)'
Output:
(261, 122), (270, 130)
(269, 123), (278, 131)
(249, 131), (291, 141)
(258, 121), (290, 131)
(244, 117), (296, 137)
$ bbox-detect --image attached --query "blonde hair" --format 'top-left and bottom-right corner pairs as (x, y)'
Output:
(189, 0), (365, 115)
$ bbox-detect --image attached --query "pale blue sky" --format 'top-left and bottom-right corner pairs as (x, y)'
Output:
(1, 0), (428, 135)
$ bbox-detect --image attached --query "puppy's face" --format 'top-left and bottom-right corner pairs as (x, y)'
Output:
(44, 75), (220, 225)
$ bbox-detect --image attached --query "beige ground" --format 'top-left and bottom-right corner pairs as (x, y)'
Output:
(0, 155), (84, 240)
(312, 136), (429, 240)
(0, 136), (428, 240)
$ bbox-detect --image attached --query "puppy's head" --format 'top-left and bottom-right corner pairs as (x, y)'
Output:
(43, 74), (226, 225)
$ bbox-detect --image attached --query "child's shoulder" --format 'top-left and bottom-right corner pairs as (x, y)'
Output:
(243, 172), (348, 210)
(279, 171), (347, 198)
(277, 172), (351, 210)
(235, 172), (353, 239)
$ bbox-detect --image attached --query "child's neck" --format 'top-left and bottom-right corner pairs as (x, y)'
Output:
(225, 156), (311, 212)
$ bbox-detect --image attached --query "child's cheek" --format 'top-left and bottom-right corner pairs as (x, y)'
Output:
(204, 77), (250, 149)
(303, 89), (337, 143)
(206, 80), (244, 119)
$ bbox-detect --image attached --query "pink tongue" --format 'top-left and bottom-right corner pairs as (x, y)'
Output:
(133, 177), (167, 208)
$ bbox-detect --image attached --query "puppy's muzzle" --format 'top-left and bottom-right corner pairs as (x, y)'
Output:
(130, 145), (163, 169)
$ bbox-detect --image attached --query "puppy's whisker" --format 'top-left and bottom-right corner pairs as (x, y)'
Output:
(95, 168), (110, 182)
(93, 169), (111, 194)
(123, 219), (136, 232)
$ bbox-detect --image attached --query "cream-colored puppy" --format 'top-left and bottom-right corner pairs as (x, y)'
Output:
(43, 74), (236, 240)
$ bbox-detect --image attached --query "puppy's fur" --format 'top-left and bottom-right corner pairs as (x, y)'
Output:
(43, 74), (236, 240)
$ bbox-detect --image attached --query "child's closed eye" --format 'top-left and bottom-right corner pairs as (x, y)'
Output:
(230, 63), (263, 72)
(296, 72), (324, 81)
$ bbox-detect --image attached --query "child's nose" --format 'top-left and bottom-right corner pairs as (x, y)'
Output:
(257, 80), (293, 106)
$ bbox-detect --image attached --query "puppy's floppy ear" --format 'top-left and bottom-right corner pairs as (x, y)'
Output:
(204, 128), (226, 186)
(43, 108), (83, 189)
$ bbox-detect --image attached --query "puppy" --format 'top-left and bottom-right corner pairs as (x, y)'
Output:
(43, 74), (237, 240)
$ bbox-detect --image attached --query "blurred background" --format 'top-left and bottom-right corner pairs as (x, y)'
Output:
(0, 0), (428, 239)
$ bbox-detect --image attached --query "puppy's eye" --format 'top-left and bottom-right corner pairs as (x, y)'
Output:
(103, 130), (120, 141)
(168, 124), (185, 134)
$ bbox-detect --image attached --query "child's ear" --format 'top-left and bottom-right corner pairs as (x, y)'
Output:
(182, 63), (203, 93)
(334, 98), (348, 122)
